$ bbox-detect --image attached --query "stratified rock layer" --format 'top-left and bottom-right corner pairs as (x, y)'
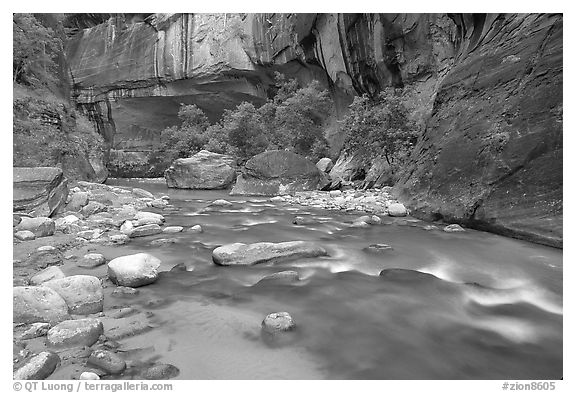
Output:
(13, 167), (68, 217)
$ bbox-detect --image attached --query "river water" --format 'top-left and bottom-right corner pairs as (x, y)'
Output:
(95, 179), (562, 379)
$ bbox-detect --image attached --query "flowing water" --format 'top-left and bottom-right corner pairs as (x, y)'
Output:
(92, 179), (562, 379)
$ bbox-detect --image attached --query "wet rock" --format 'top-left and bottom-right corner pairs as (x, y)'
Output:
(143, 363), (180, 380)
(257, 271), (300, 285)
(81, 201), (107, 216)
(18, 322), (51, 340)
(80, 371), (100, 380)
(13, 286), (69, 324)
(354, 215), (381, 225)
(47, 318), (103, 347)
(111, 286), (140, 297)
(87, 350), (126, 374)
(316, 157), (334, 173)
(101, 313), (152, 340)
(67, 191), (89, 212)
(379, 268), (440, 282)
(150, 199), (168, 208)
(132, 188), (154, 199)
(13, 167), (68, 217)
(120, 220), (134, 235)
(444, 224), (466, 232)
(78, 253), (106, 268)
(262, 312), (295, 333)
(108, 253), (162, 287)
(15, 217), (55, 238)
(108, 234), (130, 245)
(211, 199), (233, 207)
(231, 150), (329, 196)
(13, 351), (60, 380)
(165, 150), (236, 189)
(188, 224), (203, 233)
(134, 211), (165, 222)
(150, 238), (178, 246)
(162, 226), (183, 233)
(364, 244), (393, 252)
(213, 241), (327, 266)
(134, 216), (163, 227)
(292, 216), (316, 225)
(29, 266), (66, 285)
(25, 249), (63, 269)
(388, 203), (407, 217)
(423, 225), (438, 231)
(42, 275), (104, 315)
(14, 230), (35, 241)
(129, 224), (162, 238)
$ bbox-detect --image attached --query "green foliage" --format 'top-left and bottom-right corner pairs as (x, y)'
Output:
(159, 73), (334, 163)
(341, 89), (418, 167)
(13, 93), (104, 169)
(13, 13), (62, 86)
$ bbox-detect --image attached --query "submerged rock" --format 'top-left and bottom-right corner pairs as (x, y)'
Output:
(213, 241), (327, 266)
(165, 150), (236, 189)
(13, 351), (60, 380)
(13, 167), (68, 217)
(257, 271), (300, 285)
(47, 318), (103, 347)
(444, 224), (466, 232)
(162, 226), (183, 233)
(231, 150), (329, 196)
(18, 322), (51, 340)
(262, 312), (296, 333)
(87, 350), (126, 374)
(142, 364), (180, 380)
(13, 286), (69, 324)
(132, 188), (154, 199)
(364, 244), (393, 253)
(107, 253), (162, 287)
(42, 275), (104, 315)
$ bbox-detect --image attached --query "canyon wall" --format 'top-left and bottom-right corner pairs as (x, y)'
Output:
(64, 13), (562, 246)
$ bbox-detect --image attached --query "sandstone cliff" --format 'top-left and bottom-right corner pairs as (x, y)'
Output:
(64, 13), (562, 247)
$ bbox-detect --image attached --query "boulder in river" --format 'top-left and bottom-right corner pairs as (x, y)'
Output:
(261, 312), (296, 333)
(388, 203), (408, 217)
(29, 266), (66, 285)
(13, 351), (60, 380)
(107, 253), (162, 287)
(47, 318), (103, 347)
(444, 224), (466, 232)
(15, 217), (55, 238)
(13, 286), (69, 324)
(129, 224), (162, 238)
(42, 275), (104, 315)
(142, 363), (180, 380)
(230, 150), (329, 196)
(78, 253), (106, 268)
(257, 271), (300, 285)
(213, 241), (328, 266)
(14, 230), (35, 241)
(13, 167), (68, 217)
(165, 150), (236, 189)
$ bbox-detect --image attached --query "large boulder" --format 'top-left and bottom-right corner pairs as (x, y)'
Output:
(165, 150), (237, 189)
(15, 217), (55, 238)
(13, 167), (68, 217)
(316, 157), (334, 173)
(212, 241), (328, 266)
(47, 318), (103, 347)
(42, 275), (104, 315)
(231, 151), (329, 196)
(107, 253), (162, 287)
(13, 351), (60, 380)
(13, 286), (69, 324)
(29, 266), (66, 286)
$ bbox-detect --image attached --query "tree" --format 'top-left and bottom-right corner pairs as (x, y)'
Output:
(342, 88), (418, 166)
(13, 13), (62, 85)
(159, 104), (211, 161)
(222, 102), (268, 161)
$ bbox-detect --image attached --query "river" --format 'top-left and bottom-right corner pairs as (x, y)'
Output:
(68, 179), (562, 379)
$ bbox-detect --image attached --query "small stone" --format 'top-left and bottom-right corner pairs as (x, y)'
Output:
(444, 224), (466, 232)
(13, 351), (60, 380)
(292, 216), (316, 225)
(108, 234), (129, 245)
(188, 224), (203, 233)
(134, 216), (163, 227)
(364, 244), (393, 252)
(388, 203), (407, 217)
(134, 211), (165, 223)
(19, 322), (51, 340)
(120, 220), (134, 235)
(15, 230), (35, 241)
(329, 190), (342, 197)
(142, 364), (180, 380)
(37, 245), (56, 252)
(211, 199), (233, 207)
(80, 371), (100, 380)
(258, 271), (300, 285)
(111, 286), (140, 297)
(29, 266), (65, 285)
(78, 253), (106, 268)
(162, 226), (183, 234)
(132, 188), (154, 199)
(81, 201), (107, 217)
(129, 224), (162, 238)
(270, 196), (284, 202)
(262, 312), (295, 334)
(47, 318), (103, 347)
(15, 217), (55, 238)
(87, 350), (126, 374)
